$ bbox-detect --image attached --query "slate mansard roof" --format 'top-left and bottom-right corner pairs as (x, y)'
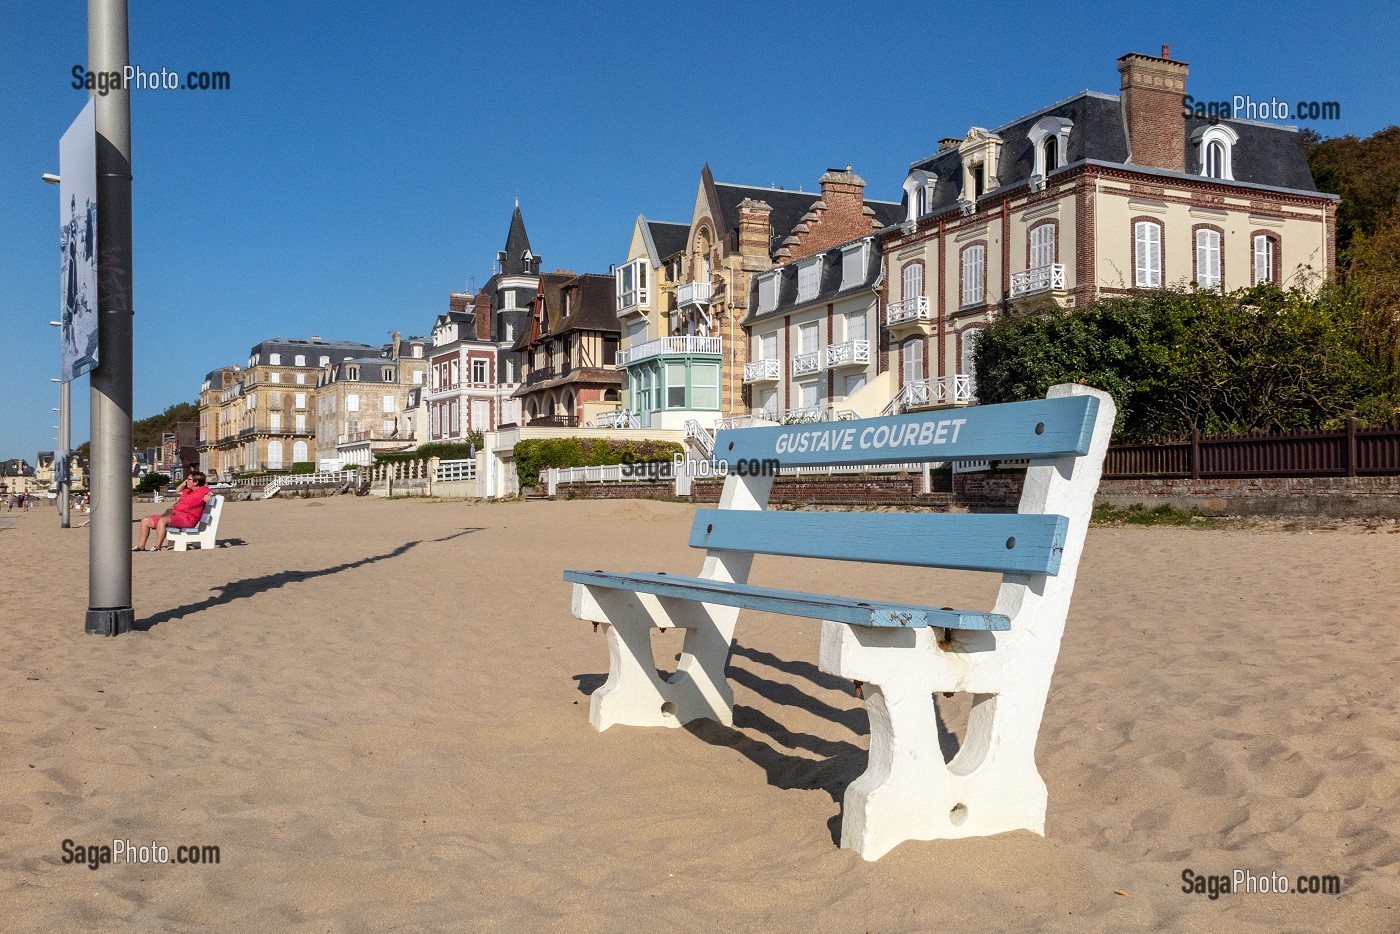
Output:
(711, 179), (903, 257)
(498, 205), (535, 277)
(745, 235), (882, 324)
(906, 90), (1322, 218)
(249, 337), (377, 365)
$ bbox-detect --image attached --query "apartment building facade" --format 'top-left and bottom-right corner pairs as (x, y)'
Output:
(620, 165), (899, 429)
(742, 233), (891, 423)
(879, 48), (1337, 412)
(513, 272), (622, 426)
(314, 334), (428, 468)
(424, 289), (518, 443)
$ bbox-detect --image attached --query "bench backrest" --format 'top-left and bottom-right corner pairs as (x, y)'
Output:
(702, 387), (1113, 587)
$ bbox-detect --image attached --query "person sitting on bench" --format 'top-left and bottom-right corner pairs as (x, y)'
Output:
(135, 471), (212, 552)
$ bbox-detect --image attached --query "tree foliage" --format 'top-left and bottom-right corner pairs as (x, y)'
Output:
(132, 401), (199, 451)
(1303, 125), (1400, 265)
(975, 284), (1400, 439)
(513, 437), (685, 487)
(134, 472), (170, 495)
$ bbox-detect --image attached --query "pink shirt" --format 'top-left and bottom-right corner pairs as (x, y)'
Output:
(172, 485), (211, 522)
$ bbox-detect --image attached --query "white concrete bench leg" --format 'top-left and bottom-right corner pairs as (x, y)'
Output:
(572, 585), (740, 731)
(820, 622), (1058, 859)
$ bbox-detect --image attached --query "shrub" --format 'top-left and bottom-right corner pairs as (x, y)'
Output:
(374, 435), (484, 465)
(134, 472), (170, 495)
(290, 461), (316, 474)
(512, 437), (686, 487)
(975, 284), (1400, 439)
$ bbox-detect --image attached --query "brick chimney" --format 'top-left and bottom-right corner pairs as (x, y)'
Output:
(737, 198), (773, 260)
(786, 166), (872, 260)
(1118, 50), (1189, 172)
(473, 288), (493, 341)
(390, 330), (401, 360)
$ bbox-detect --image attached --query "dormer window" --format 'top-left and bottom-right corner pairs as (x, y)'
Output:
(319, 355), (329, 366)
(901, 170), (936, 223)
(269, 353), (280, 365)
(839, 240), (868, 291)
(1027, 116), (1073, 189)
(756, 271), (779, 313)
(796, 257), (821, 303)
(346, 365), (359, 381)
(956, 128), (1004, 202)
(1193, 124), (1239, 180)
(294, 354), (305, 366)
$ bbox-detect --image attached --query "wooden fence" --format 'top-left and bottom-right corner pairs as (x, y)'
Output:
(1103, 420), (1400, 480)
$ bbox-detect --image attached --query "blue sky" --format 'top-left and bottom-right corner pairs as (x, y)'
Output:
(2, 0), (1396, 461)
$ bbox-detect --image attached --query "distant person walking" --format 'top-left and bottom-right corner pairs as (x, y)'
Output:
(134, 471), (212, 551)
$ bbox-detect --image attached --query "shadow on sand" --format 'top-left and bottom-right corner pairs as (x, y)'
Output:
(572, 637), (968, 844)
(135, 527), (483, 631)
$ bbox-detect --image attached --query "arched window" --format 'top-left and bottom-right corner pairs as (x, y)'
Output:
(1133, 220), (1163, 288)
(267, 441), (284, 470)
(960, 243), (986, 307)
(1027, 115), (1073, 185)
(1193, 124), (1239, 181)
(902, 262), (923, 304)
(1205, 142), (1226, 179)
(292, 440), (308, 463)
(1252, 233), (1280, 285)
(1194, 227), (1223, 289)
(901, 339), (924, 386)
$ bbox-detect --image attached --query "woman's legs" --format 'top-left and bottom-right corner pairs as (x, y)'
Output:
(136, 515), (157, 549)
(151, 515), (173, 550)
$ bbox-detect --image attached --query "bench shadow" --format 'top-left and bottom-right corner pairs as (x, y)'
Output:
(135, 527), (481, 631)
(216, 537), (248, 548)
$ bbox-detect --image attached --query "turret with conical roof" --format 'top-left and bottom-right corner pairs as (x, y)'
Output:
(497, 201), (538, 277)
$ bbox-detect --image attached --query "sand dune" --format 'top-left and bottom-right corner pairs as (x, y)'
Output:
(1, 497), (1396, 931)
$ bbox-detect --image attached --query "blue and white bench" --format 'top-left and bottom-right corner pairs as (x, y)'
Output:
(565, 384), (1115, 859)
(166, 495), (224, 552)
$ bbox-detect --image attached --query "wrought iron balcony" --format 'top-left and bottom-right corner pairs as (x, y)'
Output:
(825, 339), (870, 369)
(743, 359), (781, 383)
(677, 281), (712, 308)
(885, 296), (931, 326)
(1009, 263), (1066, 299)
(791, 351), (821, 377)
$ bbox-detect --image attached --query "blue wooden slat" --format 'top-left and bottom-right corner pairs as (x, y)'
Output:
(688, 510), (1066, 575)
(715, 395), (1100, 468)
(564, 570), (1011, 631)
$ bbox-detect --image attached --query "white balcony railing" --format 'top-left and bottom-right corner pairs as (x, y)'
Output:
(1009, 263), (1066, 298)
(791, 351), (821, 376)
(592, 409), (640, 429)
(881, 375), (977, 414)
(825, 339), (870, 368)
(885, 296), (931, 326)
(744, 359), (781, 383)
(677, 281), (712, 307)
(617, 335), (722, 367)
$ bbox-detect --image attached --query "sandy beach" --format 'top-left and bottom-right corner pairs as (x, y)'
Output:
(1, 496), (1396, 932)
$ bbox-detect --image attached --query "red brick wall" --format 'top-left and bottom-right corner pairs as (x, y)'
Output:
(1118, 53), (1189, 173)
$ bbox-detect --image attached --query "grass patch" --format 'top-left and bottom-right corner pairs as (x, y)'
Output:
(1091, 502), (1221, 528)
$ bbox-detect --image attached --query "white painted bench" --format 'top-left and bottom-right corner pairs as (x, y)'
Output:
(166, 495), (224, 552)
(565, 384), (1115, 859)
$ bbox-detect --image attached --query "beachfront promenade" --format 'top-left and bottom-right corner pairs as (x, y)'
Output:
(1, 497), (1395, 930)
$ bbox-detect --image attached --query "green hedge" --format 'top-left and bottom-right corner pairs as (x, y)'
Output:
(514, 438), (686, 487)
(975, 283), (1400, 439)
(374, 435), (484, 465)
(290, 461), (317, 474)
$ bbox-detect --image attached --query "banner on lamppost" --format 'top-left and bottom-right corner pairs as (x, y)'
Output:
(59, 99), (98, 383)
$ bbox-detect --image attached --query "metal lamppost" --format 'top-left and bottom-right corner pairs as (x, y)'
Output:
(84, 0), (135, 635)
